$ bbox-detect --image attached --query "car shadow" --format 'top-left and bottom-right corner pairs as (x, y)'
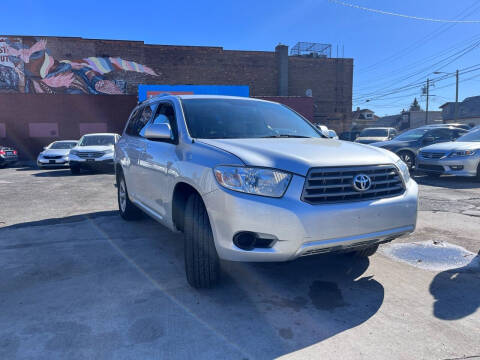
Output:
(429, 254), (480, 320)
(413, 173), (480, 189)
(0, 212), (384, 359)
(31, 169), (114, 177)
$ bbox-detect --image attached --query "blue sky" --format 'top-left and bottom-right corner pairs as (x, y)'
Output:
(5, 0), (480, 116)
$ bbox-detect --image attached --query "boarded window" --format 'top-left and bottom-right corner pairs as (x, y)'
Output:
(29, 123), (58, 137)
(79, 123), (107, 136)
(0, 123), (5, 138)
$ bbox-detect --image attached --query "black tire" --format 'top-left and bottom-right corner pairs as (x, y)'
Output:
(397, 150), (415, 170)
(354, 244), (379, 258)
(476, 163), (480, 182)
(70, 165), (80, 175)
(184, 193), (220, 288)
(117, 174), (143, 221)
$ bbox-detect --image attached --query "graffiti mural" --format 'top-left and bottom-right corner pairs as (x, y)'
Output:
(0, 37), (157, 94)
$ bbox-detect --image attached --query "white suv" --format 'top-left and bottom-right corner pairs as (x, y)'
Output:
(69, 133), (120, 174)
(115, 95), (418, 288)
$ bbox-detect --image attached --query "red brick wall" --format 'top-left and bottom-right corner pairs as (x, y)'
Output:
(0, 94), (136, 160)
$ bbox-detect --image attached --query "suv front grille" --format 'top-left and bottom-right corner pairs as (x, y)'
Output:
(419, 151), (446, 159)
(44, 155), (63, 159)
(77, 151), (104, 159)
(301, 165), (405, 204)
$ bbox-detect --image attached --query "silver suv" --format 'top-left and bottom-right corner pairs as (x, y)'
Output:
(115, 95), (418, 288)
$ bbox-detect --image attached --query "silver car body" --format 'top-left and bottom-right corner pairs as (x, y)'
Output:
(116, 95), (418, 262)
(37, 140), (77, 167)
(417, 141), (480, 177)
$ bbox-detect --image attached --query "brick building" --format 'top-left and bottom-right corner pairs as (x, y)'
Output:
(0, 35), (353, 159)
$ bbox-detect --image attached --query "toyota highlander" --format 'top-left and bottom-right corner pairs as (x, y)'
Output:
(115, 95), (418, 288)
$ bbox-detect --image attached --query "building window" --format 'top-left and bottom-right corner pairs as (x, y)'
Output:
(0, 123), (5, 138)
(79, 122), (108, 136)
(28, 123), (58, 138)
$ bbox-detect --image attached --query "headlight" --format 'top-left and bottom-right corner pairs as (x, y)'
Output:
(214, 166), (292, 198)
(395, 159), (410, 184)
(448, 150), (476, 157)
(70, 150), (79, 156)
(104, 149), (114, 154)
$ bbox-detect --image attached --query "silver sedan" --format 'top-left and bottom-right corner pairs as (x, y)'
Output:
(37, 140), (78, 168)
(417, 128), (480, 180)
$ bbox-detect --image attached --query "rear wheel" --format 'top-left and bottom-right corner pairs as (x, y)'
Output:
(476, 163), (480, 182)
(397, 151), (415, 170)
(353, 244), (379, 258)
(117, 174), (143, 220)
(70, 165), (80, 175)
(184, 193), (220, 288)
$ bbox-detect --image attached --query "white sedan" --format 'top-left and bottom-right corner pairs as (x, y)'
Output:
(37, 140), (78, 168)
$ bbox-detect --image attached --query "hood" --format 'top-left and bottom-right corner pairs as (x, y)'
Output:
(73, 145), (113, 152)
(421, 141), (480, 152)
(198, 138), (398, 176)
(41, 148), (71, 156)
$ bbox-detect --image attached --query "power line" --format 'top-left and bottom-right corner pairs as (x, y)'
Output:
(355, 1), (480, 74)
(329, 0), (480, 23)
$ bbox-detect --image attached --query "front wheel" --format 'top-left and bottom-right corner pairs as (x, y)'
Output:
(397, 151), (415, 170)
(184, 193), (220, 288)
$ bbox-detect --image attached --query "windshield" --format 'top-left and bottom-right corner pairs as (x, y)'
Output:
(456, 129), (480, 142)
(181, 99), (321, 139)
(394, 128), (429, 141)
(49, 141), (77, 149)
(79, 135), (115, 146)
(359, 128), (388, 137)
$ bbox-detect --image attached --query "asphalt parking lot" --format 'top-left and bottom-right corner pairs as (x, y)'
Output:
(0, 166), (479, 360)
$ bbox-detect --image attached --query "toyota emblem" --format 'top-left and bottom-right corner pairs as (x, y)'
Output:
(352, 174), (372, 192)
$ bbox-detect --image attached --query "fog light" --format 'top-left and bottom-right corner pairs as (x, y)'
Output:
(450, 165), (464, 171)
(233, 232), (275, 251)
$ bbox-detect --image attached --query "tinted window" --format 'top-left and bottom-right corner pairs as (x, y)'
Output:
(143, 102), (178, 141)
(427, 128), (456, 142)
(79, 135), (115, 146)
(395, 128), (430, 141)
(181, 99), (320, 139)
(49, 141), (77, 149)
(359, 129), (388, 137)
(125, 103), (156, 137)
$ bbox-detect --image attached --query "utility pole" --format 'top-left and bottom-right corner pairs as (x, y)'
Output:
(425, 78), (430, 125)
(454, 69), (459, 121)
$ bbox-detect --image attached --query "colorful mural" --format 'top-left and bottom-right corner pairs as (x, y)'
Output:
(0, 37), (157, 94)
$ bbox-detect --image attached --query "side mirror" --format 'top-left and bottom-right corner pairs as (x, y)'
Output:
(144, 123), (172, 140)
(423, 136), (435, 144)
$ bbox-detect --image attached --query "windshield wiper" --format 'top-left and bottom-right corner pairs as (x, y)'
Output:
(261, 135), (312, 138)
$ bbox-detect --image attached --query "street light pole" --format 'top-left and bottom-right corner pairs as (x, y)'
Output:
(425, 78), (430, 125)
(454, 69), (459, 121)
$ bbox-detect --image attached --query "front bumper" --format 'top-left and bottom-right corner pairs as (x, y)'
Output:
(37, 157), (69, 167)
(69, 153), (114, 168)
(417, 155), (480, 177)
(203, 175), (418, 262)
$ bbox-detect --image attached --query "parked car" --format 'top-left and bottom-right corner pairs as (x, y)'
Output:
(37, 140), (77, 168)
(115, 95), (418, 288)
(328, 129), (339, 139)
(355, 127), (397, 144)
(371, 126), (468, 169)
(69, 133), (120, 174)
(0, 146), (18, 168)
(417, 128), (480, 180)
